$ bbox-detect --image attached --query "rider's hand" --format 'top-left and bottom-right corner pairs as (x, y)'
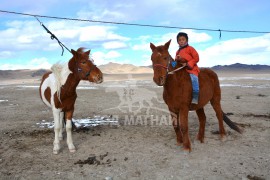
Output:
(175, 55), (181, 60)
(181, 62), (187, 66)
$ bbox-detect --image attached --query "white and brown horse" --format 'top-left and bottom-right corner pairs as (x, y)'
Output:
(39, 48), (103, 154)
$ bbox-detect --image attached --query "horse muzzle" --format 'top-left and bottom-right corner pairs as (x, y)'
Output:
(93, 73), (103, 84)
(153, 76), (166, 86)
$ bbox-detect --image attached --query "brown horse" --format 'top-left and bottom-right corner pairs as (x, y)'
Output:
(150, 40), (242, 152)
(39, 48), (103, 154)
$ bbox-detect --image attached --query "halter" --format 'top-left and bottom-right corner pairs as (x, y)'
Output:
(77, 58), (97, 78)
(85, 64), (96, 78)
(153, 55), (186, 75)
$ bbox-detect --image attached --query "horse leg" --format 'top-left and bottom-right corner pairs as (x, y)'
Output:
(171, 112), (183, 146)
(65, 111), (76, 153)
(195, 108), (206, 143)
(58, 112), (64, 141)
(179, 108), (191, 152)
(52, 109), (61, 154)
(210, 99), (226, 139)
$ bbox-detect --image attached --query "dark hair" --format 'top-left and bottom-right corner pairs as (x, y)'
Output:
(176, 32), (188, 41)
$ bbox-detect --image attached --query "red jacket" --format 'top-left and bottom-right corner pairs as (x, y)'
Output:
(175, 45), (200, 76)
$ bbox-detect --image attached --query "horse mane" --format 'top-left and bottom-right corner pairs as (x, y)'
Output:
(154, 46), (163, 53)
(77, 47), (94, 61)
(51, 62), (72, 102)
(77, 47), (86, 53)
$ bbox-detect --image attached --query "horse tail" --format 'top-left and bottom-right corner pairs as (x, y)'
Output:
(222, 111), (243, 134)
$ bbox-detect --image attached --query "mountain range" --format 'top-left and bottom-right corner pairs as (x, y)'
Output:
(0, 63), (270, 80)
(211, 63), (270, 71)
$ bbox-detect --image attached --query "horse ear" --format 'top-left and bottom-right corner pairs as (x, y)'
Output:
(85, 50), (91, 55)
(150, 43), (156, 52)
(71, 49), (76, 56)
(164, 39), (171, 50)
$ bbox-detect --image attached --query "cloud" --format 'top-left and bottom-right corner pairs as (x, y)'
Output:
(102, 41), (128, 49)
(134, 30), (270, 67)
(0, 51), (12, 58)
(0, 19), (130, 58)
(78, 26), (128, 42)
(141, 54), (152, 66)
(0, 57), (52, 70)
(132, 30), (211, 53)
(131, 30), (211, 67)
(29, 57), (52, 69)
(92, 50), (122, 65)
(75, 0), (202, 24)
(200, 33), (270, 67)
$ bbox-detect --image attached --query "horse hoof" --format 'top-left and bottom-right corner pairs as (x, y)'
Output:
(176, 142), (182, 146)
(196, 137), (204, 143)
(220, 135), (227, 142)
(53, 144), (60, 154)
(183, 147), (191, 153)
(69, 149), (76, 153)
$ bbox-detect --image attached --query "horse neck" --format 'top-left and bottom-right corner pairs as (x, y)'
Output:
(63, 58), (81, 90)
(164, 67), (187, 89)
(54, 59), (80, 94)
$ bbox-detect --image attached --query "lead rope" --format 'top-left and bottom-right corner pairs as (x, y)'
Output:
(35, 16), (71, 56)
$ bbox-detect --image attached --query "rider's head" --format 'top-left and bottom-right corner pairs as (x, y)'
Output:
(176, 32), (188, 47)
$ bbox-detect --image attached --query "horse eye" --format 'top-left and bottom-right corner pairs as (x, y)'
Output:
(82, 61), (86, 64)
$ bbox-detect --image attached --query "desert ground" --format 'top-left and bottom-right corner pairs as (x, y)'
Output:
(0, 70), (269, 180)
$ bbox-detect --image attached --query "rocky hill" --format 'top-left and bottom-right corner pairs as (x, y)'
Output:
(98, 62), (152, 74)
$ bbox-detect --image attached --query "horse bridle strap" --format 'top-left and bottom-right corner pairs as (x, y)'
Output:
(77, 64), (96, 78)
(153, 55), (186, 75)
(85, 65), (96, 78)
(153, 64), (168, 69)
(168, 65), (186, 74)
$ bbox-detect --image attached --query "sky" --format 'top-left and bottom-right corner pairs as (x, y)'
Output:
(0, 0), (270, 70)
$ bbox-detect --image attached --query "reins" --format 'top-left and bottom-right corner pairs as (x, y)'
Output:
(168, 65), (186, 74)
(153, 55), (186, 75)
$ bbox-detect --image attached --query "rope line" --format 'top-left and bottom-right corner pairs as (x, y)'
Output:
(34, 16), (71, 56)
(1, 9), (270, 34)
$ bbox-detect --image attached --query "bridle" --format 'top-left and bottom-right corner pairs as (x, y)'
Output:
(84, 64), (96, 78)
(153, 55), (186, 75)
(77, 59), (97, 78)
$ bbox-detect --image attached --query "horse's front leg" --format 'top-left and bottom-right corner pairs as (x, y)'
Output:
(179, 107), (191, 152)
(52, 109), (61, 154)
(65, 110), (76, 153)
(58, 112), (64, 141)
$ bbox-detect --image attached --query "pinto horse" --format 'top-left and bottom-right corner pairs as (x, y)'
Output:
(150, 40), (242, 152)
(39, 48), (103, 154)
